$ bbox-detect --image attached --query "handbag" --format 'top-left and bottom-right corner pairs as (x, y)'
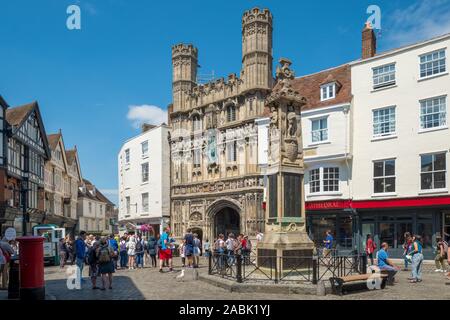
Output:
(405, 254), (412, 263)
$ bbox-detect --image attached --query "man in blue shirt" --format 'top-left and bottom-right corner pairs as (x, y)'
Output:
(322, 230), (333, 264)
(74, 231), (87, 281)
(377, 242), (399, 285)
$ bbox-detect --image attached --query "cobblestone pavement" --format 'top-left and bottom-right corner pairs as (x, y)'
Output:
(40, 260), (450, 300)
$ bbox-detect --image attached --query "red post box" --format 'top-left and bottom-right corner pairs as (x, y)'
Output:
(17, 236), (45, 300)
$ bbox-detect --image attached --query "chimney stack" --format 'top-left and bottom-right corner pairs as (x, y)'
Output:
(362, 22), (376, 59)
(141, 123), (156, 133)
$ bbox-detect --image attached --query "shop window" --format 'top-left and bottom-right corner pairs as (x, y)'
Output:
(417, 222), (433, 248)
(380, 223), (395, 248)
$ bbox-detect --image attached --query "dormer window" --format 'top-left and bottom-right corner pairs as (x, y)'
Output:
(320, 83), (336, 101)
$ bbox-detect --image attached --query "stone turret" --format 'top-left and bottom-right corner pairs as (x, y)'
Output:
(172, 44), (198, 112)
(241, 7), (273, 91)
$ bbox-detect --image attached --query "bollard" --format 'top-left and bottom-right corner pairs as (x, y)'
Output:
(317, 280), (326, 296)
(236, 254), (242, 283)
(312, 255), (318, 284)
(7, 258), (20, 299)
(17, 236), (45, 300)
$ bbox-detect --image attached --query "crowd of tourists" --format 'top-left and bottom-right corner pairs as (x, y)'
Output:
(320, 229), (450, 285)
(365, 231), (450, 284)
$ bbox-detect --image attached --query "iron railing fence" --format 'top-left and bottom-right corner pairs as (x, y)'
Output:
(208, 250), (367, 284)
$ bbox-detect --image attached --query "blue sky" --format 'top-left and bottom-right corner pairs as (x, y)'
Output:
(1, 0), (450, 205)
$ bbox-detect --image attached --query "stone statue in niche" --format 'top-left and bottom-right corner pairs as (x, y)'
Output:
(283, 111), (302, 163)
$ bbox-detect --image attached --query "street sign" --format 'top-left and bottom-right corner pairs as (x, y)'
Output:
(5, 227), (16, 241)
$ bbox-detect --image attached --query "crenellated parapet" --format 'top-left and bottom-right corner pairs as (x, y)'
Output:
(242, 7), (273, 26)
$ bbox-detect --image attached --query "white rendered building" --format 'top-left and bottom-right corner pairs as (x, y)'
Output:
(118, 124), (170, 235)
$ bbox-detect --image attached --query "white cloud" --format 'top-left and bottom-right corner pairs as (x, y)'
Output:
(127, 105), (168, 129)
(382, 0), (450, 48)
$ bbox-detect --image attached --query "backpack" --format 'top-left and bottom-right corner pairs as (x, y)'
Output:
(98, 246), (111, 263)
(442, 240), (449, 258)
(136, 241), (143, 253)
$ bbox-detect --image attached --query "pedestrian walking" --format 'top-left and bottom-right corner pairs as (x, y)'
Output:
(159, 227), (173, 273)
(119, 237), (128, 269)
(147, 235), (157, 268)
(365, 234), (377, 266)
(66, 238), (75, 265)
(96, 237), (114, 290)
(179, 242), (186, 267)
(402, 232), (413, 271)
(214, 234), (225, 269)
(225, 233), (238, 266)
(108, 234), (119, 271)
(409, 235), (424, 283)
(58, 238), (67, 269)
(193, 233), (201, 268)
(256, 231), (264, 245)
(183, 229), (194, 268)
(127, 235), (137, 270)
(74, 231), (87, 281)
(0, 237), (14, 289)
(87, 242), (100, 290)
(203, 239), (211, 263)
(434, 236), (447, 272)
(135, 236), (145, 269)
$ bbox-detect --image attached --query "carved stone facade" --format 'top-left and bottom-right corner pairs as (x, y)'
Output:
(169, 8), (273, 241)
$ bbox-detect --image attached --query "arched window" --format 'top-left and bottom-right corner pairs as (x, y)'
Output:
(227, 105), (236, 122)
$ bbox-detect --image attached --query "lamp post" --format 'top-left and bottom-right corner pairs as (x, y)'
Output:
(20, 177), (30, 236)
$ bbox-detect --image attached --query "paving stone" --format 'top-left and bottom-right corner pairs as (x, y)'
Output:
(1, 261), (447, 300)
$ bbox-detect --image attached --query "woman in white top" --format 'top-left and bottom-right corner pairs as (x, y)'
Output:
(126, 236), (136, 270)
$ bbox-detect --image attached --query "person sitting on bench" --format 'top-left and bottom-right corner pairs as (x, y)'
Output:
(377, 242), (400, 285)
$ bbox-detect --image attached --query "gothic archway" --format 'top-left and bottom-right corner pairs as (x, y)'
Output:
(206, 198), (242, 239)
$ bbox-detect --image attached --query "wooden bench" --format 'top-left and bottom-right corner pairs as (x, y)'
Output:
(329, 273), (388, 296)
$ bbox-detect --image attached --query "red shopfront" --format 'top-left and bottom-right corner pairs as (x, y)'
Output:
(306, 196), (449, 259)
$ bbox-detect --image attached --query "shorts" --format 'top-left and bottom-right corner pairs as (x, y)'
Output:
(193, 247), (200, 257)
(185, 244), (193, 257)
(159, 248), (172, 260)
